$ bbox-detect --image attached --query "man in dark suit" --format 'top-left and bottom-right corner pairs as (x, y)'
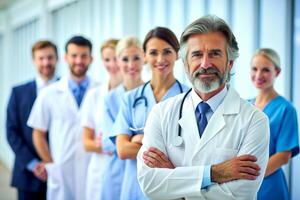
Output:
(6, 40), (58, 200)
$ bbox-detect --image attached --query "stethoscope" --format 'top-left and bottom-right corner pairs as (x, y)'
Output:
(173, 88), (192, 147)
(129, 80), (184, 133)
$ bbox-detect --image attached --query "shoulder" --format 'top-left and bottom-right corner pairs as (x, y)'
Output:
(12, 80), (35, 93)
(276, 96), (296, 111)
(154, 92), (187, 115)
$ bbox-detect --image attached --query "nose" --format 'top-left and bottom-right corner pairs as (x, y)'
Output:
(128, 60), (135, 69)
(200, 54), (211, 69)
(157, 54), (164, 63)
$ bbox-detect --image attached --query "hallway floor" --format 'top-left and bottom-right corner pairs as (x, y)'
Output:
(0, 162), (16, 200)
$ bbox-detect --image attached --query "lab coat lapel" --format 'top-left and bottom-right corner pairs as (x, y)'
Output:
(57, 77), (78, 114)
(192, 86), (240, 157)
(178, 95), (200, 156)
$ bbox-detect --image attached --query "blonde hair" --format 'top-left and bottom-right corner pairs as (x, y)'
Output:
(116, 36), (143, 57)
(100, 39), (119, 54)
(253, 48), (281, 69)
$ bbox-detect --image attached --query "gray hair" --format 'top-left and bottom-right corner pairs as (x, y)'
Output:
(116, 36), (143, 57)
(253, 48), (281, 69)
(179, 15), (239, 64)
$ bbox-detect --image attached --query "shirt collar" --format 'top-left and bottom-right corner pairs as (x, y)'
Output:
(68, 76), (89, 91)
(35, 75), (57, 90)
(191, 86), (228, 113)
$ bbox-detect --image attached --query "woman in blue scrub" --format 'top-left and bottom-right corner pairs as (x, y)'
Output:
(250, 48), (299, 200)
(101, 36), (145, 200)
(111, 27), (190, 200)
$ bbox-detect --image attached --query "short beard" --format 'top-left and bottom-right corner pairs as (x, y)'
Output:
(188, 66), (228, 93)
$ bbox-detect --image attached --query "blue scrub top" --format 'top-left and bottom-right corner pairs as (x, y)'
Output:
(111, 81), (189, 200)
(101, 84), (126, 200)
(251, 96), (299, 200)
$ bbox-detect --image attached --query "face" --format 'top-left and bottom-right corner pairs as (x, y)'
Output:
(33, 47), (57, 79)
(145, 37), (177, 77)
(117, 46), (144, 80)
(186, 32), (232, 93)
(101, 47), (120, 77)
(65, 44), (92, 78)
(250, 54), (280, 90)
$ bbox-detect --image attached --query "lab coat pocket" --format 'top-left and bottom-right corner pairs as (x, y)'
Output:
(213, 148), (238, 163)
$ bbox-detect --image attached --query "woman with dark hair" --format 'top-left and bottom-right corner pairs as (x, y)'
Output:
(110, 27), (190, 200)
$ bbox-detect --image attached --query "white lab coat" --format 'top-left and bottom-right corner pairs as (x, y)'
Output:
(81, 83), (109, 200)
(28, 77), (98, 200)
(137, 87), (270, 200)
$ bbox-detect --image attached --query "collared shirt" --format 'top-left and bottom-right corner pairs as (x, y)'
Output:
(191, 86), (228, 189)
(68, 76), (89, 107)
(35, 75), (57, 94)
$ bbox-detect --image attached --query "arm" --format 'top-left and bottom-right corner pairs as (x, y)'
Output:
(138, 104), (269, 199)
(6, 88), (37, 170)
(265, 151), (291, 177)
(83, 127), (102, 153)
(116, 134), (142, 160)
(33, 129), (52, 163)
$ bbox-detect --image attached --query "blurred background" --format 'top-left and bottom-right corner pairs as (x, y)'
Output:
(0, 0), (299, 199)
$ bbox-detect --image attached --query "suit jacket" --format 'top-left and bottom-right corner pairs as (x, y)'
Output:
(137, 87), (270, 200)
(6, 80), (46, 192)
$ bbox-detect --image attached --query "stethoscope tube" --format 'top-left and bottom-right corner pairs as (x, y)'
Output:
(177, 88), (192, 137)
(133, 79), (184, 108)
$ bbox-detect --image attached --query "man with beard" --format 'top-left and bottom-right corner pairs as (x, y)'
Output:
(137, 15), (269, 200)
(27, 36), (97, 200)
(7, 40), (58, 200)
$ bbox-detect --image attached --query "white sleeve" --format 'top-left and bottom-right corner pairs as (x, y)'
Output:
(137, 104), (204, 199)
(81, 89), (96, 129)
(202, 112), (269, 200)
(137, 104), (269, 200)
(27, 90), (51, 132)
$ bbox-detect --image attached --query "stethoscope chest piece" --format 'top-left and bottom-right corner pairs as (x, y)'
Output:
(173, 136), (183, 147)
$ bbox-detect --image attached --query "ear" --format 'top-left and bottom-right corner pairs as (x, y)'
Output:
(228, 60), (234, 70)
(64, 54), (68, 62)
(275, 68), (281, 77)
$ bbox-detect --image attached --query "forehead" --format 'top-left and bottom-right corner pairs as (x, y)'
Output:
(102, 47), (115, 56)
(120, 46), (142, 56)
(146, 37), (173, 50)
(252, 55), (274, 67)
(33, 46), (56, 56)
(187, 32), (228, 52)
(67, 43), (91, 54)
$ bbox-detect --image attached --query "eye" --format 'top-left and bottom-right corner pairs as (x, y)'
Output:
(209, 50), (222, 57)
(191, 52), (202, 58)
(104, 58), (110, 62)
(133, 55), (141, 61)
(148, 50), (157, 56)
(163, 49), (172, 56)
(122, 57), (128, 62)
(262, 68), (271, 72)
(251, 67), (257, 72)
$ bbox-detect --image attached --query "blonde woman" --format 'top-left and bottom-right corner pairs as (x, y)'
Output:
(250, 48), (299, 200)
(81, 39), (122, 200)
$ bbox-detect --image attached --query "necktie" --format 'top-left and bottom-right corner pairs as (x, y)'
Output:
(195, 102), (210, 137)
(74, 84), (85, 107)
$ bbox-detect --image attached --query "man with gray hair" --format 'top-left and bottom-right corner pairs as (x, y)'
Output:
(137, 15), (269, 199)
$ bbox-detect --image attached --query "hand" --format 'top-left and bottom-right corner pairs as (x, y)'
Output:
(95, 134), (102, 148)
(143, 147), (175, 169)
(33, 162), (47, 182)
(131, 134), (143, 144)
(211, 155), (260, 184)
